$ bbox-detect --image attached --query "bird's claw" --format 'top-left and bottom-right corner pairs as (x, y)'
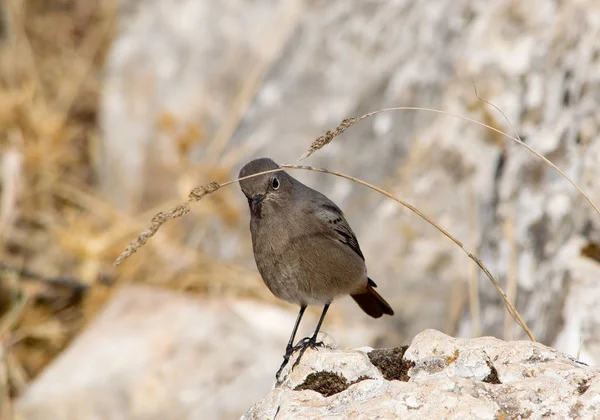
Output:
(293, 336), (323, 351)
(289, 336), (323, 370)
(275, 337), (324, 384)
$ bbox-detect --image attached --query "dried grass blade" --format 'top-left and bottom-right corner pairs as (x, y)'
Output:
(113, 164), (536, 342)
(113, 182), (221, 266)
(280, 164), (536, 341)
(299, 107), (600, 218)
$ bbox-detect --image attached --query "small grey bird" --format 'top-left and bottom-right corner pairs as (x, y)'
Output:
(238, 158), (394, 374)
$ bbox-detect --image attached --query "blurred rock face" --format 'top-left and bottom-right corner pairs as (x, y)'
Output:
(99, 0), (600, 363)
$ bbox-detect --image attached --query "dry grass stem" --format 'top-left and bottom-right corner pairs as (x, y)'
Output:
(295, 99), (600, 341)
(468, 185), (481, 337)
(113, 204), (190, 266)
(300, 118), (360, 160)
(472, 85), (600, 214)
(299, 107), (600, 219)
(503, 216), (518, 341)
(280, 164), (536, 342)
(114, 173), (297, 266)
(113, 182), (221, 266)
(114, 164), (535, 341)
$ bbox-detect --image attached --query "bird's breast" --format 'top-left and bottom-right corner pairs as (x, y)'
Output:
(249, 213), (367, 305)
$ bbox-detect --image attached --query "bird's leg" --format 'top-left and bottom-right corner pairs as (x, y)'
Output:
(308, 303), (330, 346)
(293, 303), (330, 350)
(292, 304), (330, 369)
(276, 305), (306, 382)
(285, 305), (306, 356)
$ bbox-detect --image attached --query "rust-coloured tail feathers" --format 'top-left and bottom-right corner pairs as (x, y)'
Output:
(351, 278), (394, 318)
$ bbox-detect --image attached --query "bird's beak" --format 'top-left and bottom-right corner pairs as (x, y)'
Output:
(251, 194), (265, 205)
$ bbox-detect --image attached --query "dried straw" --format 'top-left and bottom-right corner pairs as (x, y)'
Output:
(113, 164), (536, 341)
(293, 97), (600, 340)
(114, 94), (600, 343)
(280, 164), (535, 342)
(299, 106), (600, 219)
(113, 182), (220, 266)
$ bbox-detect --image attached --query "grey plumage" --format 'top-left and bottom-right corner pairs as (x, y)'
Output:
(238, 157), (393, 377)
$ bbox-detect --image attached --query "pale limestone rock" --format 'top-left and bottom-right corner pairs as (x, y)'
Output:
(244, 330), (600, 419)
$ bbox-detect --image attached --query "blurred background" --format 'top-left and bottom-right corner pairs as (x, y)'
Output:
(1, 0), (600, 418)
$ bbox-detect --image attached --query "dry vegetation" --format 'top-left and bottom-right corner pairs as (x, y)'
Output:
(0, 0), (116, 402)
(0, 1), (272, 411)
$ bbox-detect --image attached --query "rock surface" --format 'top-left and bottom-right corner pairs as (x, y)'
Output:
(15, 285), (301, 420)
(245, 329), (600, 419)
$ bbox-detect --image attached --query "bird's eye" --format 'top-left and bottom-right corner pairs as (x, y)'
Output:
(271, 177), (280, 190)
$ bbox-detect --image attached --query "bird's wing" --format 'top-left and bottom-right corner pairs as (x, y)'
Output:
(315, 204), (365, 261)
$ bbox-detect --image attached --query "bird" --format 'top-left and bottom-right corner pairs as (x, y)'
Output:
(238, 157), (393, 377)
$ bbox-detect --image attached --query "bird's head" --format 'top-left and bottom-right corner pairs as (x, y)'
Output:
(238, 158), (293, 215)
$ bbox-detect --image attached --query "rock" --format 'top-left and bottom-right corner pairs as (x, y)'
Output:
(15, 285), (301, 420)
(244, 329), (600, 419)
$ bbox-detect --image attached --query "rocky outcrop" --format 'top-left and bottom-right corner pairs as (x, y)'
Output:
(244, 330), (600, 419)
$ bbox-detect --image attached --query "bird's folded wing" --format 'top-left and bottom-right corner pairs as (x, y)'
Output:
(315, 204), (365, 261)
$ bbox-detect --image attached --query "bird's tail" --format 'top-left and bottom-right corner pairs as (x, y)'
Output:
(351, 278), (394, 318)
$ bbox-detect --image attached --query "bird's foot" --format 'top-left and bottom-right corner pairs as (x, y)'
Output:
(275, 337), (324, 384)
(293, 336), (324, 351)
(290, 335), (323, 370)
